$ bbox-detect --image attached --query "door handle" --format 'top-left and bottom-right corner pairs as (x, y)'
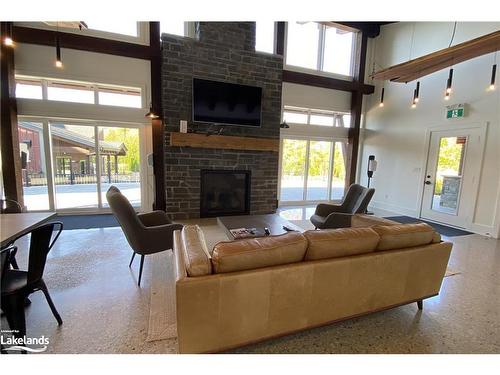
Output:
(424, 180), (432, 185)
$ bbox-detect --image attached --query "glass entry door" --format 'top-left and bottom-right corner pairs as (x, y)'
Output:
(420, 128), (483, 228)
(18, 119), (143, 212)
(279, 137), (347, 204)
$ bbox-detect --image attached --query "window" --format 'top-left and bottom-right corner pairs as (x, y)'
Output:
(283, 106), (351, 128)
(98, 88), (141, 108)
(255, 21), (275, 53)
(280, 138), (347, 202)
(286, 22), (320, 70)
(160, 21), (188, 37)
(286, 22), (356, 77)
(48, 82), (94, 104)
(323, 26), (354, 76)
(15, 76), (142, 108)
(85, 21), (139, 37)
(16, 79), (43, 100)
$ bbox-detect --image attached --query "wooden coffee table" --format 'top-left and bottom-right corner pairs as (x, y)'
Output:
(217, 213), (304, 240)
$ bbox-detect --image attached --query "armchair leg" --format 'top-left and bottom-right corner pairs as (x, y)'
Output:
(417, 300), (423, 310)
(138, 255), (145, 287)
(129, 252), (136, 267)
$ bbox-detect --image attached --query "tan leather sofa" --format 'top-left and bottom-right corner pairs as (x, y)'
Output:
(173, 222), (452, 353)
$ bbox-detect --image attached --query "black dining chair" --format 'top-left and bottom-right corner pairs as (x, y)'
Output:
(1, 198), (23, 270)
(1, 222), (64, 340)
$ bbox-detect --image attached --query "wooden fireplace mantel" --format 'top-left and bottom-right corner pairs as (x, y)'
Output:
(169, 132), (280, 152)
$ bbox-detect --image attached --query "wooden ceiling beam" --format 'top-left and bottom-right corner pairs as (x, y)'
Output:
(372, 29), (500, 83)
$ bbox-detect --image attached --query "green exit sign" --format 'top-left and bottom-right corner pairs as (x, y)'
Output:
(446, 104), (467, 119)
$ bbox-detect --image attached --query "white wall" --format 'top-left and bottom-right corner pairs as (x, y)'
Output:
(282, 82), (351, 113)
(360, 22), (500, 237)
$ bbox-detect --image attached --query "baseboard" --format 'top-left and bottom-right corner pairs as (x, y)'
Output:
(468, 222), (498, 238)
(369, 200), (418, 217)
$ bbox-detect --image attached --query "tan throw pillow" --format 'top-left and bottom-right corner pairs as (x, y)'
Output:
(181, 225), (212, 277)
(211, 232), (308, 274)
(304, 227), (380, 261)
(372, 223), (436, 251)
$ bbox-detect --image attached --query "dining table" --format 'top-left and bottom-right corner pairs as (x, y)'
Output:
(0, 212), (57, 248)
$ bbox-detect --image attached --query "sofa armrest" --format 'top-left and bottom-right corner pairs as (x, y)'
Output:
(137, 210), (172, 227)
(173, 230), (187, 281)
(314, 203), (344, 217)
(323, 212), (353, 229)
(138, 223), (184, 254)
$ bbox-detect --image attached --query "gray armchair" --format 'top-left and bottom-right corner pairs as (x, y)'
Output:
(310, 184), (375, 229)
(106, 186), (183, 286)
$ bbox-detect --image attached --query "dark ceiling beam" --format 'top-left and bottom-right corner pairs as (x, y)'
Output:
(347, 32), (369, 185)
(12, 25), (152, 60)
(283, 70), (375, 94)
(335, 22), (395, 38)
(149, 22), (166, 211)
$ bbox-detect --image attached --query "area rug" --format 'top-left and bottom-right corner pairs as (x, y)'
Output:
(56, 214), (119, 229)
(146, 251), (177, 342)
(444, 269), (461, 278)
(384, 216), (473, 237)
(147, 219), (230, 342)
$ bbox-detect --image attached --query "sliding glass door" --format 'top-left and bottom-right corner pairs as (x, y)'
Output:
(18, 118), (143, 212)
(279, 137), (347, 204)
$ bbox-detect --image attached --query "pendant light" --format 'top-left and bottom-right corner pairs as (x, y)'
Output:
(411, 81), (420, 108)
(490, 64), (497, 91)
(55, 23), (63, 68)
(444, 68), (453, 100)
(379, 87), (385, 107)
(444, 23), (457, 101)
(145, 102), (159, 119)
(4, 23), (14, 47)
(414, 81), (420, 103)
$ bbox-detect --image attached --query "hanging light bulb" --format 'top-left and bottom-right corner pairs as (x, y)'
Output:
(489, 64), (497, 91)
(145, 103), (159, 119)
(55, 34), (63, 68)
(411, 89), (417, 108)
(4, 36), (14, 47)
(4, 23), (14, 47)
(379, 87), (385, 107)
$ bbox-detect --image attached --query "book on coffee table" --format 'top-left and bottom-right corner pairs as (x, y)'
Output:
(229, 227), (258, 239)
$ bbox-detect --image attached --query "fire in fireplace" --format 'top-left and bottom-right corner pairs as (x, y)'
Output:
(200, 169), (251, 217)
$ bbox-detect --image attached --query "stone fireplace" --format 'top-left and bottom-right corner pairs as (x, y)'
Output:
(161, 22), (283, 219)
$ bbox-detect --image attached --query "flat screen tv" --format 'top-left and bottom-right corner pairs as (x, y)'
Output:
(192, 78), (262, 127)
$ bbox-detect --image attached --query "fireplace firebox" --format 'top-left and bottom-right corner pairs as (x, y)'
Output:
(200, 170), (251, 218)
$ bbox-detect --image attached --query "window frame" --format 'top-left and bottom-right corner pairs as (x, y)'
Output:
(282, 105), (351, 128)
(278, 135), (349, 205)
(14, 22), (149, 45)
(160, 21), (196, 39)
(284, 22), (358, 80)
(255, 21), (277, 54)
(15, 75), (142, 109)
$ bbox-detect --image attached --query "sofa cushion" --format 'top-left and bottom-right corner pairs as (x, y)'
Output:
(211, 232), (308, 274)
(372, 223), (436, 251)
(304, 227), (380, 260)
(181, 225), (212, 277)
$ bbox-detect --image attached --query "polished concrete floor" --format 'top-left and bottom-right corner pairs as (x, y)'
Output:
(1, 212), (499, 354)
